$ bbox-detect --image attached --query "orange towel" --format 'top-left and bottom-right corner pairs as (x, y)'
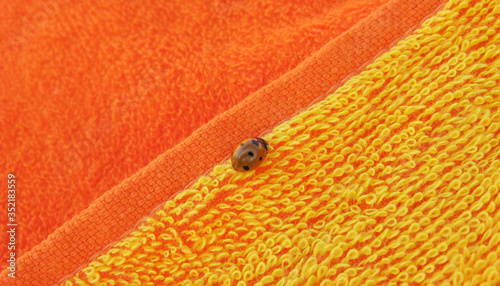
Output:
(1, 0), (451, 284)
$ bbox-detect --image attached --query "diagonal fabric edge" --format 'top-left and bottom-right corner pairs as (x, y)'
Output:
(0, 0), (446, 284)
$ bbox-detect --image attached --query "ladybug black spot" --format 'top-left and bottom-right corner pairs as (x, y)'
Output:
(243, 166), (250, 171)
(248, 151), (254, 157)
(259, 157), (262, 161)
(241, 143), (244, 146)
(251, 140), (259, 146)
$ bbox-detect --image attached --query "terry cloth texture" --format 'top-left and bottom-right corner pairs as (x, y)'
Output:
(7, 0), (500, 285)
(0, 0), (391, 271)
(60, 0), (500, 285)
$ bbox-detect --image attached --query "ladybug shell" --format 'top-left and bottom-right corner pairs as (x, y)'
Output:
(231, 138), (268, 172)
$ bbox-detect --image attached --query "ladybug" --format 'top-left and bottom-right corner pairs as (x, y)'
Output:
(231, 137), (269, 172)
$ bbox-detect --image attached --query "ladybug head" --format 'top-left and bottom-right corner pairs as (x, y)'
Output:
(255, 137), (269, 151)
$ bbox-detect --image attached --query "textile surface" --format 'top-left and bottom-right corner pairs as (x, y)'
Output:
(62, 0), (500, 285)
(4, 0), (500, 285)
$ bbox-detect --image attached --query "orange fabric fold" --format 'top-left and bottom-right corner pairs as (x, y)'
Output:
(0, 0), (446, 284)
